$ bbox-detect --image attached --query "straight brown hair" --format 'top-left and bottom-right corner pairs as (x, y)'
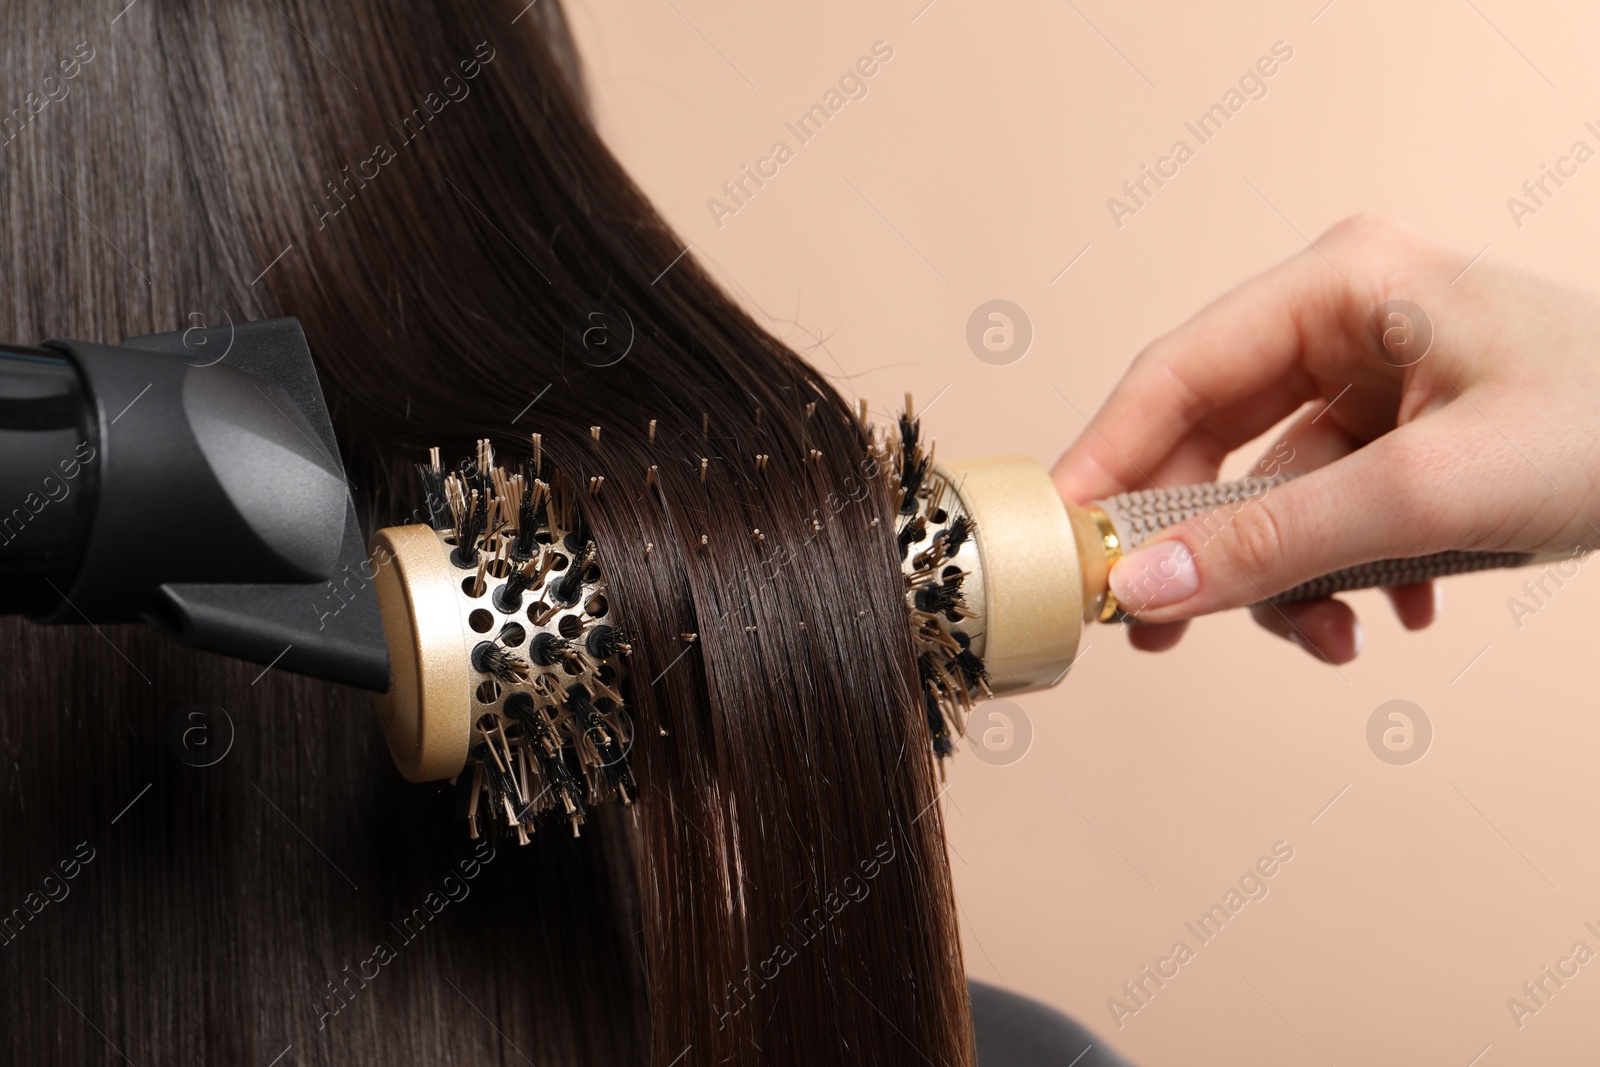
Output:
(0, 2), (974, 1064)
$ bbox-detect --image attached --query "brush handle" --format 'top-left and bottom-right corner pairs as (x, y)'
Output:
(1091, 474), (1536, 609)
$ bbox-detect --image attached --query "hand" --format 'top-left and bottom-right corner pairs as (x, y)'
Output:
(1051, 215), (1600, 664)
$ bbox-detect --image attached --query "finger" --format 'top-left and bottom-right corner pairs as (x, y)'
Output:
(1057, 376), (1323, 501)
(1052, 241), (1380, 503)
(1126, 619), (1189, 653)
(1261, 393), (1379, 473)
(1248, 599), (1362, 664)
(1136, 386), (1375, 508)
(1384, 581), (1438, 630)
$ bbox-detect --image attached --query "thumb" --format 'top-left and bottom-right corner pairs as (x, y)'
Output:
(1105, 429), (1434, 622)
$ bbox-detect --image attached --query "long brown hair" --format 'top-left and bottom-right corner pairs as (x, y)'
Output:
(0, 2), (973, 1063)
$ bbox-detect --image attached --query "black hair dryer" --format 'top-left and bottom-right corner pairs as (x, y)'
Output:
(0, 318), (389, 690)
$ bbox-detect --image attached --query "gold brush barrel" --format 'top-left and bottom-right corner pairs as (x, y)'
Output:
(370, 524), (476, 782)
(924, 456), (1100, 696)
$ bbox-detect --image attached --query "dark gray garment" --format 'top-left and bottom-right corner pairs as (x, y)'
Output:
(969, 981), (1137, 1067)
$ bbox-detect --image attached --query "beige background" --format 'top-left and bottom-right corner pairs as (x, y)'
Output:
(568, 2), (1600, 1062)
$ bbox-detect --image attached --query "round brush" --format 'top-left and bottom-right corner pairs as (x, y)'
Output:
(375, 395), (1562, 840)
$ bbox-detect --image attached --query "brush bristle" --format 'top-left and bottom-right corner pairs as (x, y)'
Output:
(883, 404), (987, 765)
(419, 439), (634, 842)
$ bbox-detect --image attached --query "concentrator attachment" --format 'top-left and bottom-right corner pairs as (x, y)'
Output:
(0, 318), (388, 690)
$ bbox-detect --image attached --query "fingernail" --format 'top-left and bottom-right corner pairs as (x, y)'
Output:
(1109, 541), (1199, 613)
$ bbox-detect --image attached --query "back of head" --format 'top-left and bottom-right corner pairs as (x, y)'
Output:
(0, 3), (973, 1064)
